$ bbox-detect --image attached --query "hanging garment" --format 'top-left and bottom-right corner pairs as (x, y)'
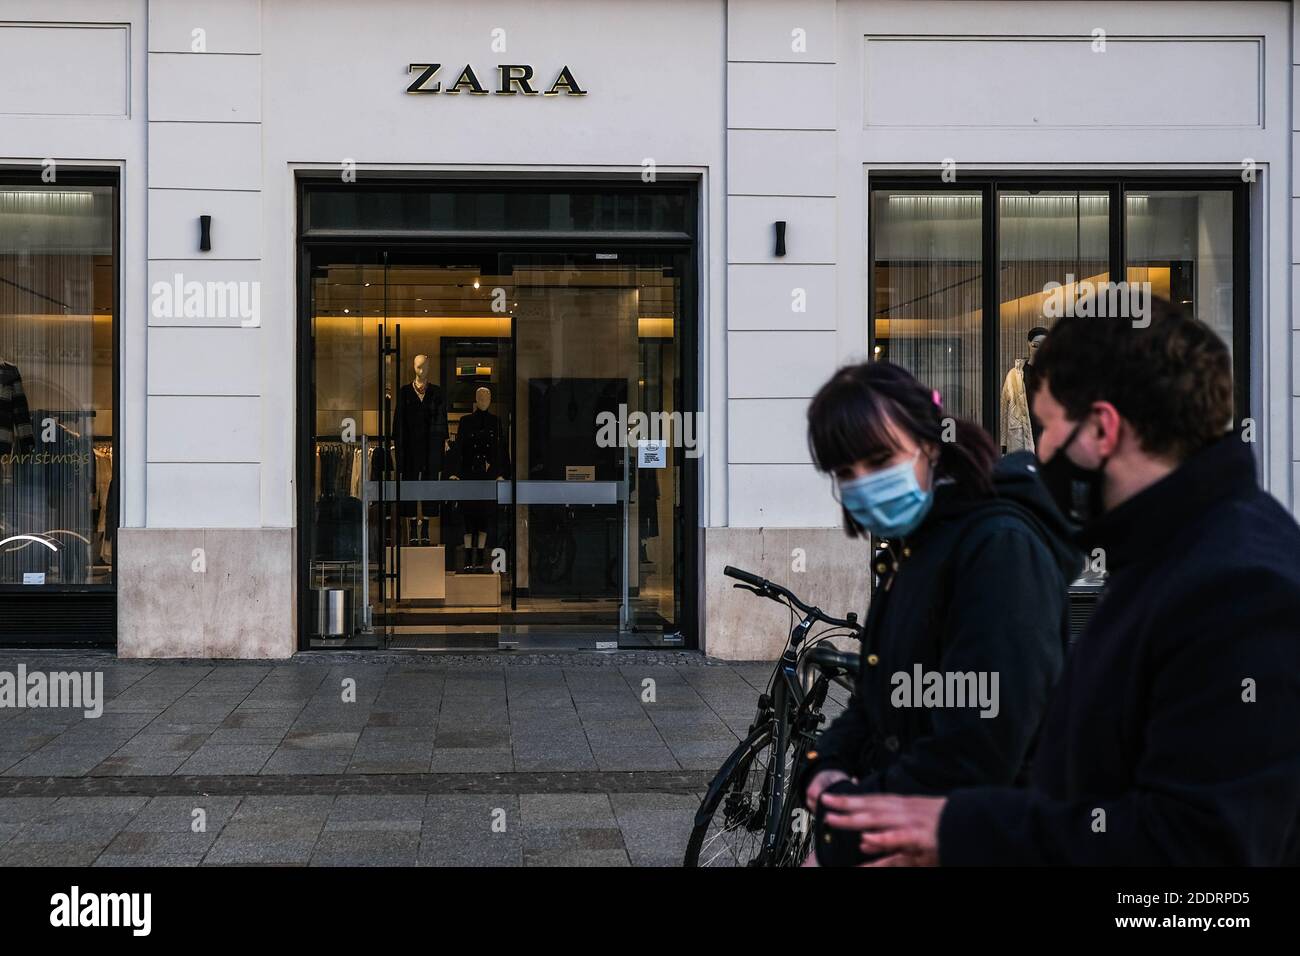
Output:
(1000, 359), (1035, 455)
(313, 442), (361, 561)
(94, 444), (113, 563)
(0, 361), (35, 454)
(42, 421), (93, 583)
(349, 445), (363, 499)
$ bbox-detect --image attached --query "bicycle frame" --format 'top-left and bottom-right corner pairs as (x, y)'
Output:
(756, 613), (818, 864)
(689, 565), (862, 867)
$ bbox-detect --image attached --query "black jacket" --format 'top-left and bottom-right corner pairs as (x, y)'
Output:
(939, 437), (1300, 865)
(806, 453), (1081, 795)
(451, 408), (507, 480)
(392, 383), (447, 479)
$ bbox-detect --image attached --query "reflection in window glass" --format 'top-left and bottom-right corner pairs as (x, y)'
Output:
(997, 190), (1109, 455)
(1126, 190), (1234, 360)
(871, 190), (984, 425)
(0, 185), (115, 587)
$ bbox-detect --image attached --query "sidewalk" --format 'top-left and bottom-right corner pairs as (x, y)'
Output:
(0, 650), (834, 866)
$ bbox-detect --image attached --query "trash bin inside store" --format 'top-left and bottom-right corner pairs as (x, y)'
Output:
(314, 588), (351, 638)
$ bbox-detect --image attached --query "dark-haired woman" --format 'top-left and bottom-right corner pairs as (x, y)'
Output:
(801, 361), (1080, 863)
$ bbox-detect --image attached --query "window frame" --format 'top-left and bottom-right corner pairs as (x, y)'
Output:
(0, 167), (120, 598)
(867, 174), (1250, 442)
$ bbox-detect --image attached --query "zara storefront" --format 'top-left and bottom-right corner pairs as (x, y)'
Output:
(0, 0), (1296, 659)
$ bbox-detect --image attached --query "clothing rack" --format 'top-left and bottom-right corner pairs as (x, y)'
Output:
(314, 438), (384, 501)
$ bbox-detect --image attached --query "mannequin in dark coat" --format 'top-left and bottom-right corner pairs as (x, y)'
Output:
(450, 386), (508, 570)
(391, 354), (447, 525)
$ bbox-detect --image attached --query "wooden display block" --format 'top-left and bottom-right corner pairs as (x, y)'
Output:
(386, 546), (445, 600)
(445, 572), (502, 607)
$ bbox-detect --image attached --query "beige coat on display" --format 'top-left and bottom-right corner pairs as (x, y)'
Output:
(1000, 359), (1035, 454)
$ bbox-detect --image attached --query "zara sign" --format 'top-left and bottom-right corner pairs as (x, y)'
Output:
(406, 63), (586, 96)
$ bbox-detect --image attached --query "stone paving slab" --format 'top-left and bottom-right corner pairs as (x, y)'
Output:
(0, 650), (788, 778)
(0, 790), (714, 867)
(0, 650), (844, 866)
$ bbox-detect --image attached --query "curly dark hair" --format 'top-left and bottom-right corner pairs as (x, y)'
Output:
(1031, 297), (1233, 462)
(807, 361), (997, 538)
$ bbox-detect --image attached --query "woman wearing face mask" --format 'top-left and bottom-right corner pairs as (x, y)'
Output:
(799, 361), (1081, 863)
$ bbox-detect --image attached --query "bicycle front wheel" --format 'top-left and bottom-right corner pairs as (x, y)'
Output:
(683, 722), (803, 867)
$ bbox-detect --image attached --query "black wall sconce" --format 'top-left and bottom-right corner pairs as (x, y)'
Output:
(774, 220), (787, 257)
(198, 215), (212, 252)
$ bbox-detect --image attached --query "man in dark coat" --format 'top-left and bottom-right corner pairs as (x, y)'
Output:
(822, 300), (1300, 866)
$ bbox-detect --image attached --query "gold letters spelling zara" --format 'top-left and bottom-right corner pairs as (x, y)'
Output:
(406, 63), (586, 97)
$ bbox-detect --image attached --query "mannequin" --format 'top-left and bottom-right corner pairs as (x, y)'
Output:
(1000, 326), (1047, 454)
(449, 386), (506, 572)
(0, 356), (35, 454)
(391, 354), (447, 544)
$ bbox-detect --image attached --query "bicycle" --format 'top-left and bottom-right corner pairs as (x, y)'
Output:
(683, 565), (864, 867)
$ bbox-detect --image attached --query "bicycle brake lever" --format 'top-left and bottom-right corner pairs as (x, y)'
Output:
(732, 583), (766, 597)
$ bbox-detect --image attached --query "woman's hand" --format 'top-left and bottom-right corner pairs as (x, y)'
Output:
(818, 792), (945, 866)
(805, 768), (851, 810)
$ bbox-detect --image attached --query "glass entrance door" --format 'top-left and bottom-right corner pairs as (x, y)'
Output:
(506, 252), (642, 638)
(306, 247), (687, 650)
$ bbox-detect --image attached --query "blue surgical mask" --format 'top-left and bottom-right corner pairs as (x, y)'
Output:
(836, 453), (934, 539)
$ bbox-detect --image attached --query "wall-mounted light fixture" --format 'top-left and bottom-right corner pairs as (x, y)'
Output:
(199, 215), (212, 252)
(774, 220), (787, 257)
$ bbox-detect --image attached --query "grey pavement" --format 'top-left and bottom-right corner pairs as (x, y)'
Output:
(0, 650), (846, 866)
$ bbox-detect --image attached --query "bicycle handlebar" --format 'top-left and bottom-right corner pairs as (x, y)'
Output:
(722, 565), (766, 589)
(722, 565), (862, 633)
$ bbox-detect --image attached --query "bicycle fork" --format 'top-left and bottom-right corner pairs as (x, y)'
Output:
(758, 649), (803, 865)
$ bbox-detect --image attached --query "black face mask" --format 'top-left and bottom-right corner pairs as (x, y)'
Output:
(1037, 421), (1107, 526)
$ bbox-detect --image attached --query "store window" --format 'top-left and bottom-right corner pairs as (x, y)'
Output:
(1126, 189), (1235, 361)
(0, 178), (116, 594)
(997, 190), (1109, 454)
(870, 190), (984, 424)
(870, 177), (1244, 602)
(870, 178), (1245, 446)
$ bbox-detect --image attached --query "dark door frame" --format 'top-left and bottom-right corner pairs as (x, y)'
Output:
(294, 176), (701, 652)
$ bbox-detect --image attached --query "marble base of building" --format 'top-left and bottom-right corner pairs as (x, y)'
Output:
(117, 528), (295, 659)
(702, 527), (870, 660)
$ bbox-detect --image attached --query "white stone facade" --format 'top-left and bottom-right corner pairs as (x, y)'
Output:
(0, 0), (1292, 658)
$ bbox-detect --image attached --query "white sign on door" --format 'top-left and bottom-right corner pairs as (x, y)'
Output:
(637, 439), (666, 468)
